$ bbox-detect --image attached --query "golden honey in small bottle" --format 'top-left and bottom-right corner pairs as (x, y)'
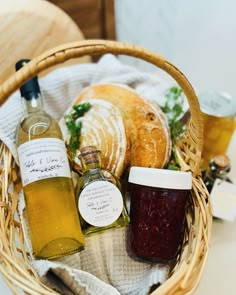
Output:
(75, 146), (130, 235)
(16, 59), (85, 259)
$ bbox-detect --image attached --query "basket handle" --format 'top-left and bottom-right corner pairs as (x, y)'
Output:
(0, 40), (203, 169)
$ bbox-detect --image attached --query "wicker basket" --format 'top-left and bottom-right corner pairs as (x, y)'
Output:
(0, 40), (212, 295)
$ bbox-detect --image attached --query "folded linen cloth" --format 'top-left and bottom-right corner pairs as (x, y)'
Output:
(19, 190), (169, 295)
(1, 54), (178, 295)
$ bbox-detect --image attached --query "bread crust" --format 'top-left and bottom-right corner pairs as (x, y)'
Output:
(61, 98), (129, 178)
(74, 84), (171, 171)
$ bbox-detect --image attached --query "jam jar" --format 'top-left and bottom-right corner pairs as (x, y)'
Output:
(128, 167), (192, 262)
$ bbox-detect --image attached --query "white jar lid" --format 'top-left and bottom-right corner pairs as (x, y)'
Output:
(128, 167), (192, 190)
(198, 91), (236, 117)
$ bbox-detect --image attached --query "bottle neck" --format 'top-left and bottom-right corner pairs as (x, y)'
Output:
(23, 92), (44, 114)
(81, 158), (101, 172)
(80, 149), (102, 172)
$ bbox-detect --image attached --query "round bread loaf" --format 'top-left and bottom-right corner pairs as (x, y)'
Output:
(74, 84), (171, 170)
(60, 98), (130, 178)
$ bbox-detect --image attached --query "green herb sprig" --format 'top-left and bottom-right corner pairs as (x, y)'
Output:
(162, 86), (185, 140)
(64, 102), (91, 159)
(161, 86), (186, 170)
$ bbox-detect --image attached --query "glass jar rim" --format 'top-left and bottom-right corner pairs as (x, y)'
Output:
(128, 167), (192, 190)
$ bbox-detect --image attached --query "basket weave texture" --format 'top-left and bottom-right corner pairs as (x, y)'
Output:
(0, 40), (212, 295)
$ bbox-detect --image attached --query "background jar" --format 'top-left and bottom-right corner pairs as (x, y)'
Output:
(198, 91), (236, 170)
(128, 167), (192, 263)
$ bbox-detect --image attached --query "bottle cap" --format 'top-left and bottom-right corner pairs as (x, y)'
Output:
(128, 167), (192, 190)
(15, 59), (41, 100)
(212, 155), (231, 169)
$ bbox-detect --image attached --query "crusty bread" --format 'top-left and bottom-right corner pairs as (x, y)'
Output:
(74, 84), (171, 171)
(60, 98), (130, 178)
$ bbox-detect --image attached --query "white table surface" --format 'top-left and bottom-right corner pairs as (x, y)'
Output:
(194, 131), (236, 295)
(1, 132), (235, 295)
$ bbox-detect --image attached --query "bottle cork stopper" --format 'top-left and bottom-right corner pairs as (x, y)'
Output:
(79, 146), (100, 164)
(80, 146), (97, 155)
(213, 155), (230, 169)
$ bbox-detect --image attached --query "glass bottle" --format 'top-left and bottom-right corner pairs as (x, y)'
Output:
(203, 154), (232, 193)
(16, 59), (85, 259)
(75, 146), (130, 235)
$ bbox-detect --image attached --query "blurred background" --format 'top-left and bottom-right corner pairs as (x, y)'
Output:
(2, 0), (236, 95)
(49, 0), (236, 95)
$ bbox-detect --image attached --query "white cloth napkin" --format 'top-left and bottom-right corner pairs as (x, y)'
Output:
(0, 54), (175, 295)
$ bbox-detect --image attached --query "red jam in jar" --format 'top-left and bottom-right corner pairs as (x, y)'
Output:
(128, 167), (192, 262)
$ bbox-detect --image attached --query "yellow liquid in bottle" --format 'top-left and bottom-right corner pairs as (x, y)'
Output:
(17, 112), (85, 259)
(198, 91), (236, 170)
(75, 148), (130, 236)
(76, 173), (130, 236)
(202, 113), (235, 170)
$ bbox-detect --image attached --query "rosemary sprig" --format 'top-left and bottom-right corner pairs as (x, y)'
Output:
(162, 86), (185, 140)
(161, 86), (185, 170)
(64, 102), (91, 159)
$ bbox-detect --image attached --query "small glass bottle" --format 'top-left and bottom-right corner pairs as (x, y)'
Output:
(16, 59), (85, 259)
(75, 146), (130, 235)
(203, 154), (232, 193)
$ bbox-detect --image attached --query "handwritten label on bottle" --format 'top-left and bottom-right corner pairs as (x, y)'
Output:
(18, 138), (71, 186)
(78, 181), (123, 227)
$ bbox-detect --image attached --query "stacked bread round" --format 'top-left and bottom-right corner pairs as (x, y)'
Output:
(62, 84), (172, 178)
